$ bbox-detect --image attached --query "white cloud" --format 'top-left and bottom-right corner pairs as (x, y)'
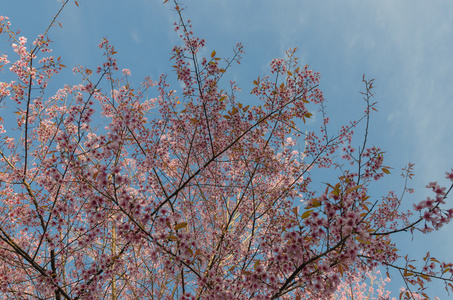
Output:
(131, 29), (142, 44)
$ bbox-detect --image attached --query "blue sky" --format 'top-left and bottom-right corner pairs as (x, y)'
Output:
(2, 0), (453, 297)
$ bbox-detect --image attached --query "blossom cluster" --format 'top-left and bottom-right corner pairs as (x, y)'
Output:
(0, 2), (452, 300)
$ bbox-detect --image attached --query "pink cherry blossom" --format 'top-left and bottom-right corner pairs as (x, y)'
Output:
(0, 1), (451, 300)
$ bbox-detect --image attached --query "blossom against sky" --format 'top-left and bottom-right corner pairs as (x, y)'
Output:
(2, 0), (452, 297)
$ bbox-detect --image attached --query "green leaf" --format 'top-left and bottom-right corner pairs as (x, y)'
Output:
(420, 274), (430, 280)
(174, 222), (188, 230)
(167, 235), (178, 241)
(301, 210), (313, 219)
(403, 269), (414, 277)
(345, 184), (362, 195)
(355, 236), (371, 245)
(312, 199), (321, 207)
(254, 260), (260, 269)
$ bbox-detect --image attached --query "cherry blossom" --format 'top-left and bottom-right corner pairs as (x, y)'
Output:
(0, 1), (452, 300)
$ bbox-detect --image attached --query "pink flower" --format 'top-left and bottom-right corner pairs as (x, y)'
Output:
(446, 170), (453, 181)
(426, 182), (437, 189)
(122, 68), (131, 76)
(425, 197), (435, 209)
(436, 195), (446, 204)
(423, 211), (434, 222)
(413, 202), (424, 211)
(433, 185), (446, 196)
